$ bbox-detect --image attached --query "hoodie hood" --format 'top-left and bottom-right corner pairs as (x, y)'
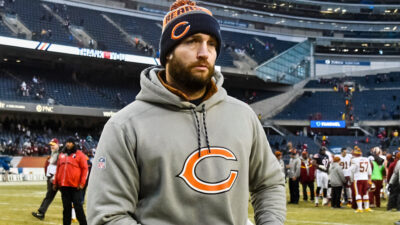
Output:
(135, 66), (227, 111)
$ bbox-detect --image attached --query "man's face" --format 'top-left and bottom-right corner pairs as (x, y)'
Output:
(50, 144), (58, 151)
(341, 150), (347, 157)
(65, 142), (74, 150)
(166, 33), (217, 92)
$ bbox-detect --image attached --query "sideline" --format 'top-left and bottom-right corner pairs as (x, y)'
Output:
(1, 217), (59, 225)
(286, 220), (360, 225)
(0, 181), (46, 186)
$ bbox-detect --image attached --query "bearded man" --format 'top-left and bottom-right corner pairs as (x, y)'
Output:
(87, 1), (286, 224)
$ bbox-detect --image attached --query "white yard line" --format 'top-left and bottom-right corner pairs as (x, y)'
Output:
(1, 217), (60, 225)
(286, 220), (361, 225)
(0, 181), (46, 186)
(0, 193), (45, 197)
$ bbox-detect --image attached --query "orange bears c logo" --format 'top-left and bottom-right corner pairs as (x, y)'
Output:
(178, 147), (238, 194)
(171, 21), (190, 40)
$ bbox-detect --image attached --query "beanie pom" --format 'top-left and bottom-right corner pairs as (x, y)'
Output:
(170, 0), (196, 11)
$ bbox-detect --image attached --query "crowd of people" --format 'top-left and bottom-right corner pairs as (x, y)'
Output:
(281, 143), (400, 215)
(0, 116), (100, 157)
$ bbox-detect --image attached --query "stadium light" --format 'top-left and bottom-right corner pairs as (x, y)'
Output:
(3, 58), (8, 61)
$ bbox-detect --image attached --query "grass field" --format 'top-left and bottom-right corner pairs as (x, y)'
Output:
(0, 181), (399, 225)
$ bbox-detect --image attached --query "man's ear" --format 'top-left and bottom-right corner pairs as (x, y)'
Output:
(167, 54), (173, 60)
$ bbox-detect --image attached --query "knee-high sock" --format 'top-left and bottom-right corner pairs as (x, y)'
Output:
(315, 187), (321, 203)
(323, 188), (327, 198)
(363, 195), (369, 209)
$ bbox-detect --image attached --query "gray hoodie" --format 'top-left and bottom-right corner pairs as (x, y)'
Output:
(87, 66), (286, 225)
(328, 162), (346, 187)
(390, 161), (400, 186)
(288, 155), (301, 178)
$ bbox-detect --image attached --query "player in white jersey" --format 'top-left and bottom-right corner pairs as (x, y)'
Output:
(350, 146), (372, 213)
(336, 147), (353, 205)
(313, 147), (330, 206)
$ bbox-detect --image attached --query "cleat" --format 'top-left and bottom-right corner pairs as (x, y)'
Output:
(355, 209), (363, 213)
(364, 208), (373, 212)
(32, 211), (45, 220)
(315, 203), (319, 207)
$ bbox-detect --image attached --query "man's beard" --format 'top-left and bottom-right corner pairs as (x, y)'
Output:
(167, 55), (215, 93)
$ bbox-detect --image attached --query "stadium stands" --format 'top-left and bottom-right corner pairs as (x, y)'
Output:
(226, 88), (281, 104)
(273, 91), (346, 120)
(305, 73), (400, 89)
(2, 67), (121, 108)
(220, 31), (296, 65)
(0, 0), (296, 68)
(7, 0), (72, 45)
(302, 74), (400, 121)
(2, 65), (281, 108)
(352, 90), (400, 120)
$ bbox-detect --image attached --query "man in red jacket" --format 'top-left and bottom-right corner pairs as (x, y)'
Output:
(53, 137), (88, 225)
(300, 151), (315, 202)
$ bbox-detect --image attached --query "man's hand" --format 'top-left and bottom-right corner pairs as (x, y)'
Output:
(292, 177), (297, 181)
(52, 184), (58, 191)
(77, 184), (84, 190)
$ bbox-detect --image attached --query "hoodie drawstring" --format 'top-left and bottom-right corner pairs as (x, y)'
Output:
(192, 105), (211, 157)
(202, 105), (211, 153)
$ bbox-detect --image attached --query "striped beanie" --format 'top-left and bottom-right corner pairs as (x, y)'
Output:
(159, 0), (222, 66)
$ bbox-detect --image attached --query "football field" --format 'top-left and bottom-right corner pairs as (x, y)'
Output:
(0, 181), (398, 225)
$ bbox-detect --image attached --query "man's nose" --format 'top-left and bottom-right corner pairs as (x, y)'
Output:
(197, 42), (209, 59)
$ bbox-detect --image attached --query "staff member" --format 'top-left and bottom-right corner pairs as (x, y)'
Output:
(53, 137), (88, 225)
(32, 138), (60, 220)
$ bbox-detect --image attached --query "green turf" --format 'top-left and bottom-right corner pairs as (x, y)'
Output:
(0, 182), (399, 225)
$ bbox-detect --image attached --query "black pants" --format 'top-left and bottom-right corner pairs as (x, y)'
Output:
(388, 184), (400, 210)
(38, 178), (58, 214)
(60, 187), (87, 225)
(301, 181), (314, 201)
(331, 186), (343, 208)
(289, 178), (299, 203)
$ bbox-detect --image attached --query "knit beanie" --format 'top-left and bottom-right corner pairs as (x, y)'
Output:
(159, 0), (222, 66)
(66, 136), (76, 144)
